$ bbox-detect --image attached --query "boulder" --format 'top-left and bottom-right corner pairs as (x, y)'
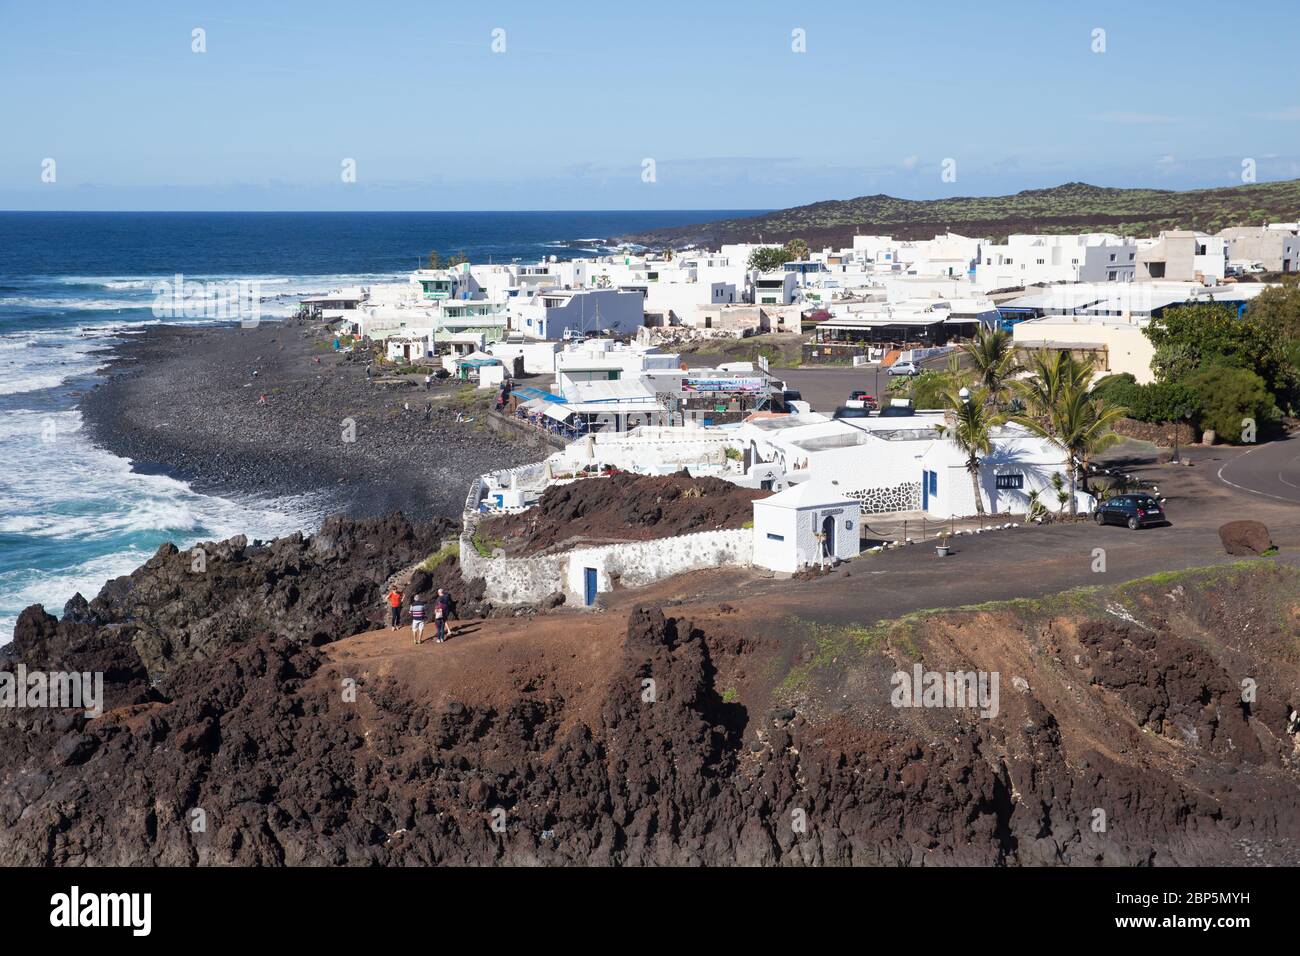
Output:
(1218, 520), (1273, 556)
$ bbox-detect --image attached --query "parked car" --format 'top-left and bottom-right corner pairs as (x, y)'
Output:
(1094, 494), (1168, 529)
(778, 388), (804, 412)
(833, 405), (871, 419)
(888, 361), (918, 376)
(848, 390), (879, 410)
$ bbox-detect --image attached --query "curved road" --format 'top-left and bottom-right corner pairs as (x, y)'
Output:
(1216, 437), (1300, 505)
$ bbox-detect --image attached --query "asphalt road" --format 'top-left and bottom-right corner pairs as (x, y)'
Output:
(702, 438), (1300, 628)
(1216, 434), (1300, 505)
(778, 365), (889, 412)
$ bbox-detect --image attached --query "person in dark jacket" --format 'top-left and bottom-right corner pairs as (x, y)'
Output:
(433, 588), (456, 643)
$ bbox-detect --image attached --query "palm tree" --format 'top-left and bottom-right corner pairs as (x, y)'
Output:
(962, 327), (1018, 406)
(1014, 349), (1093, 423)
(934, 386), (1004, 515)
(1014, 384), (1127, 514)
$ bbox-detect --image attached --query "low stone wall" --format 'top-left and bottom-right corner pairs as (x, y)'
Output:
(551, 436), (735, 475)
(460, 527), (753, 607)
(1112, 417), (1198, 448)
(484, 410), (566, 451)
(459, 533), (568, 605)
(566, 528), (752, 598)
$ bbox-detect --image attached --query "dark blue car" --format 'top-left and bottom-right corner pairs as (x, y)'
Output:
(1093, 493), (1167, 529)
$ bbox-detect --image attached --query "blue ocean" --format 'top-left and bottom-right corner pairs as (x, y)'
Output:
(0, 210), (748, 641)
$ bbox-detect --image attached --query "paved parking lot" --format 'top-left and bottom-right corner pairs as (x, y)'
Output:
(777, 365), (888, 412)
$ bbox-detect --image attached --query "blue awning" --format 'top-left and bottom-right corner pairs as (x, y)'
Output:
(512, 385), (565, 403)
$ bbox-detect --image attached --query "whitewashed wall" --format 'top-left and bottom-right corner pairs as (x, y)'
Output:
(549, 435), (736, 476)
(564, 529), (752, 602)
(752, 502), (857, 572)
(751, 503), (799, 572)
(460, 527), (753, 607)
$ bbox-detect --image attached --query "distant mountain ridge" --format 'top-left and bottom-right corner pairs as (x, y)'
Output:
(618, 179), (1300, 249)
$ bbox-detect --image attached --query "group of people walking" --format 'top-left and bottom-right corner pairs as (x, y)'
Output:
(385, 586), (456, 645)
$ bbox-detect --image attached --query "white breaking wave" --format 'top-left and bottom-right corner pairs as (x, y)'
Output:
(0, 328), (114, 396)
(0, 408), (322, 643)
(0, 296), (152, 312)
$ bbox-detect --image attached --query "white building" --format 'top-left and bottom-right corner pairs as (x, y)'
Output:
(753, 270), (798, 305)
(976, 234), (1138, 289)
(732, 412), (1090, 517)
(489, 339), (564, 374)
(642, 280), (739, 327)
(510, 288), (644, 340)
(897, 233), (985, 278)
(751, 480), (860, 573)
(553, 339), (679, 393)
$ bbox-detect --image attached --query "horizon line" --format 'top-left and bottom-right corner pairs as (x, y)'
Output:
(0, 207), (771, 215)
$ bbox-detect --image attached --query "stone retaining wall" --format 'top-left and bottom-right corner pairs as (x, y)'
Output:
(1112, 417), (1198, 448)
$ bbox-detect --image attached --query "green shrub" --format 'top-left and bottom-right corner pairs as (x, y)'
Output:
(905, 370), (952, 409)
(1185, 365), (1278, 442)
(1092, 373), (1202, 425)
(1089, 372), (1136, 398)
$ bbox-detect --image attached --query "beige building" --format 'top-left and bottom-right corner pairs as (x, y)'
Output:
(1218, 225), (1300, 273)
(1135, 231), (1228, 283)
(1012, 314), (1156, 384)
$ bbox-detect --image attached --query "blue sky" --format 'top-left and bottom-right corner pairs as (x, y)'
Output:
(2, 0), (1299, 211)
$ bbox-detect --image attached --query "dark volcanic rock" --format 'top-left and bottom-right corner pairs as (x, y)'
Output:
(5, 569), (1300, 864)
(11, 512), (449, 681)
(479, 471), (769, 556)
(1218, 520), (1273, 556)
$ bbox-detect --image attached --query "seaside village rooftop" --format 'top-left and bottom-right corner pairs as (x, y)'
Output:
(301, 222), (1298, 608)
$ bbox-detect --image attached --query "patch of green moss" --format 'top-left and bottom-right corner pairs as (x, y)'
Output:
(419, 542), (459, 571)
(471, 534), (503, 558)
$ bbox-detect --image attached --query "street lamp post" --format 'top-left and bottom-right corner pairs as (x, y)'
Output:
(1170, 406), (1190, 464)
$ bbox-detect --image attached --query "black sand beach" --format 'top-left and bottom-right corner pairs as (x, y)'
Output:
(80, 319), (535, 522)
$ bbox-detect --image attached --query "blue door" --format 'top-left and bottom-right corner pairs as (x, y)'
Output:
(584, 567), (597, 606)
(921, 470), (938, 510)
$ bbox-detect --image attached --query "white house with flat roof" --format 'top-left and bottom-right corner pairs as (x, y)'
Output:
(553, 339), (679, 392)
(751, 480), (860, 573)
(976, 234), (1137, 289)
(509, 288), (644, 340)
(1135, 232), (1228, 283)
(754, 270), (798, 305)
(732, 412), (1090, 517)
